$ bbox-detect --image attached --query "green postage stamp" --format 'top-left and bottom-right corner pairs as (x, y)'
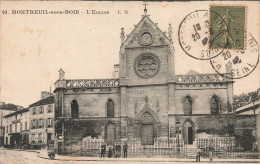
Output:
(210, 5), (246, 50)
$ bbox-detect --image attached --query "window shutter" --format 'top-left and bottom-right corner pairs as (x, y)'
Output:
(45, 118), (49, 128)
(36, 120), (38, 128)
(42, 119), (44, 128)
(42, 106), (44, 114)
(51, 118), (53, 127)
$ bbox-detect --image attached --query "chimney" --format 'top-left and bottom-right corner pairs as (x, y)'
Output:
(16, 106), (23, 111)
(113, 64), (119, 78)
(41, 91), (53, 100)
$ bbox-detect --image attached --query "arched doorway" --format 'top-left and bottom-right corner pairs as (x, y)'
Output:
(182, 119), (194, 145)
(140, 112), (154, 145)
(106, 123), (115, 145)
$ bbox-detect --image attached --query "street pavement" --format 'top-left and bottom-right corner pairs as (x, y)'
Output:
(0, 149), (259, 164)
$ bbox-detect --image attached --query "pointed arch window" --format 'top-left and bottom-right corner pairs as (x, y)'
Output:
(210, 95), (220, 114)
(107, 99), (114, 118)
(71, 100), (79, 118)
(183, 96), (192, 114)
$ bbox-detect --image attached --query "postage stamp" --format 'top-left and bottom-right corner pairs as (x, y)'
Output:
(209, 5), (247, 50)
(210, 33), (259, 79)
(178, 10), (228, 60)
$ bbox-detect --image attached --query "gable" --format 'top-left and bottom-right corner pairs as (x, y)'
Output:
(123, 16), (170, 48)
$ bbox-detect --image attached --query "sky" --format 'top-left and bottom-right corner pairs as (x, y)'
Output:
(0, 1), (259, 107)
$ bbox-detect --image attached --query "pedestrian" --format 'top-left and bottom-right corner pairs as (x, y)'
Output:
(123, 142), (128, 158)
(196, 146), (202, 162)
(208, 137), (214, 162)
(115, 142), (121, 158)
(209, 149), (213, 162)
(252, 140), (258, 152)
(108, 144), (113, 158)
(100, 144), (106, 158)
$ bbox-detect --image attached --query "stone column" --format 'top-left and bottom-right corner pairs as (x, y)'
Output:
(120, 86), (127, 139)
(226, 61), (234, 112)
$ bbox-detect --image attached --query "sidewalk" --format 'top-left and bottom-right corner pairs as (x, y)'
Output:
(38, 152), (260, 163)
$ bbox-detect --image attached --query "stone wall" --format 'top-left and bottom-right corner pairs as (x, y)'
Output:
(126, 85), (169, 138)
(62, 88), (119, 118)
(61, 118), (120, 155)
(169, 114), (257, 142)
(175, 84), (230, 114)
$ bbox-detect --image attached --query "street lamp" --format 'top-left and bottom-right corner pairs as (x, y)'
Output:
(176, 119), (180, 155)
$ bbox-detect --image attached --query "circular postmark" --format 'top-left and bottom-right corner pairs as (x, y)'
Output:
(134, 53), (160, 79)
(178, 10), (228, 60)
(210, 33), (259, 79)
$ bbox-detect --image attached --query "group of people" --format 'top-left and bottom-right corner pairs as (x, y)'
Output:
(100, 142), (128, 158)
(196, 146), (214, 162)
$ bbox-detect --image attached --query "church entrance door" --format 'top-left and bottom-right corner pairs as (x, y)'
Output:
(183, 121), (193, 145)
(106, 124), (115, 145)
(141, 124), (154, 145)
(188, 127), (193, 144)
(140, 112), (155, 145)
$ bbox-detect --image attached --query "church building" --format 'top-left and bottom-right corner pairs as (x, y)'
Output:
(54, 9), (236, 155)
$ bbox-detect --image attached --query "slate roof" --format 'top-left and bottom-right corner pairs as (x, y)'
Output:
(4, 108), (29, 118)
(29, 96), (54, 108)
(186, 70), (200, 75)
(0, 103), (20, 111)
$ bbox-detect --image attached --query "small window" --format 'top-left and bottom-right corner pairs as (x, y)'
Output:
(25, 121), (27, 130)
(32, 108), (36, 115)
(10, 124), (12, 133)
(107, 99), (114, 118)
(31, 120), (36, 129)
(39, 106), (44, 114)
(210, 95), (220, 114)
(47, 105), (52, 113)
(38, 119), (43, 128)
(47, 118), (52, 127)
(183, 96), (192, 114)
(20, 122), (23, 131)
(71, 100), (79, 118)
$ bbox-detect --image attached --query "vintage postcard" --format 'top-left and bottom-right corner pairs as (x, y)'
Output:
(0, 1), (259, 164)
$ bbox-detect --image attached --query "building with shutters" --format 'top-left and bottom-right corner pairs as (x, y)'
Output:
(0, 102), (18, 147)
(3, 108), (29, 149)
(29, 93), (54, 149)
(53, 9), (243, 155)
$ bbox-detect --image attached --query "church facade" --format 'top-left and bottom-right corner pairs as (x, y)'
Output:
(54, 13), (236, 155)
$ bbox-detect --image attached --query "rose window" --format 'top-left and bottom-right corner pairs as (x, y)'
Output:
(134, 53), (160, 79)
